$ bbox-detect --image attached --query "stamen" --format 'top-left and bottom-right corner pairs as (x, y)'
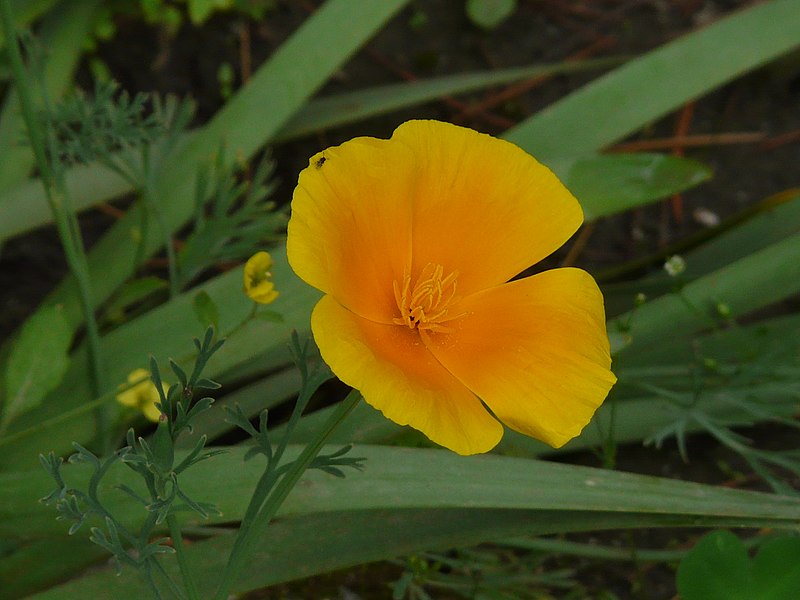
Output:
(393, 263), (465, 333)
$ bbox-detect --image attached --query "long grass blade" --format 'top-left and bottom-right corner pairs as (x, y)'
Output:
(504, 0), (800, 158)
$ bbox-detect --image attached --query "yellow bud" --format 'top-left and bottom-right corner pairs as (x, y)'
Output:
(243, 251), (279, 304)
(116, 368), (167, 422)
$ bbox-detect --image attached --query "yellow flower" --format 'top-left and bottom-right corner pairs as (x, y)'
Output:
(116, 368), (166, 422)
(244, 251), (279, 304)
(287, 120), (617, 455)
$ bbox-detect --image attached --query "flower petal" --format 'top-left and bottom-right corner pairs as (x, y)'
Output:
(422, 268), (616, 448)
(287, 136), (415, 323)
(312, 295), (504, 455)
(394, 120), (583, 295)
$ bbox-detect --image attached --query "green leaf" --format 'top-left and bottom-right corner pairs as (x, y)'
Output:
(505, 0), (800, 158)
(101, 276), (167, 319)
(7, 510), (695, 599)
(8, 447), (800, 597)
(187, 0), (221, 25)
(255, 310), (284, 324)
(0, 162), (130, 240)
(6, 445), (800, 537)
(0, 536), (105, 599)
(751, 536), (800, 599)
(677, 530), (753, 600)
(287, 374), (800, 460)
(2, 305), (71, 429)
(555, 153), (712, 221)
(0, 0), (59, 35)
(677, 531), (800, 600)
(192, 290), (219, 332)
(466, 0), (517, 30)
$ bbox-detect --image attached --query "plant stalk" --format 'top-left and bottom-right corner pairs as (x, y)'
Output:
(167, 514), (201, 600)
(142, 145), (180, 297)
(0, 0), (108, 445)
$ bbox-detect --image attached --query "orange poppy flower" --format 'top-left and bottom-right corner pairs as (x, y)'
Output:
(287, 120), (616, 455)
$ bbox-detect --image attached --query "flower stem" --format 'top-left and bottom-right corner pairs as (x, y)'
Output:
(167, 514), (200, 600)
(141, 145), (180, 298)
(0, 0), (108, 445)
(100, 152), (180, 298)
(148, 558), (187, 600)
(212, 390), (361, 600)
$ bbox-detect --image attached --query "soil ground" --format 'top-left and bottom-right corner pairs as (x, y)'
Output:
(1, 1), (798, 598)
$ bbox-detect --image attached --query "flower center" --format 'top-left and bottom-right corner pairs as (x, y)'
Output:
(393, 263), (464, 333)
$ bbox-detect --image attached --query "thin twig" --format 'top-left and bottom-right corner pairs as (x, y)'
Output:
(363, 47), (515, 129)
(560, 222), (596, 267)
(611, 131), (766, 152)
(759, 128), (800, 150)
(454, 36), (616, 122)
(669, 101), (696, 224)
(96, 202), (127, 219)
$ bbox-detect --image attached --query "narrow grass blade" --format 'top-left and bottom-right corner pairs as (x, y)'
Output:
(601, 189), (800, 315)
(0, 537), (105, 599)
(610, 234), (800, 357)
(274, 56), (623, 142)
(504, 0), (800, 158)
(19, 508), (800, 600)
(9, 446), (800, 597)
(5, 445), (800, 537)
